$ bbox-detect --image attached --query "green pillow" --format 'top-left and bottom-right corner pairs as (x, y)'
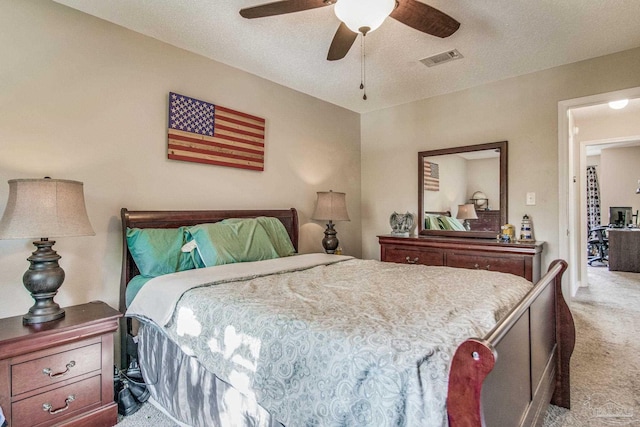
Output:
(425, 214), (441, 230)
(438, 216), (466, 231)
(126, 227), (195, 276)
(187, 220), (280, 267)
(223, 217), (295, 257)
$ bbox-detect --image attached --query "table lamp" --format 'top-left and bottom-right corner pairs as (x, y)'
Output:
(311, 190), (350, 254)
(456, 203), (478, 231)
(0, 178), (94, 324)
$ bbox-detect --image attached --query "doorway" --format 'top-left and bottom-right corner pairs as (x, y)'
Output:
(558, 87), (640, 296)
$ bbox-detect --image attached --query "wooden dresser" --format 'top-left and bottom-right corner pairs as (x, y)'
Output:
(0, 301), (121, 427)
(469, 210), (501, 232)
(379, 235), (544, 282)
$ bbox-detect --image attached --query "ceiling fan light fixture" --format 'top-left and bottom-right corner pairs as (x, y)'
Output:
(334, 0), (396, 34)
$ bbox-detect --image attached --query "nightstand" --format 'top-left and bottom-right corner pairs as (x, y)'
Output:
(0, 301), (121, 427)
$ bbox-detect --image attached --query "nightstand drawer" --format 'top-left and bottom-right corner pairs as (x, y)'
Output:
(12, 342), (101, 396)
(11, 375), (101, 427)
(382, 246), (444, 265)
(446, 252), (525, 277)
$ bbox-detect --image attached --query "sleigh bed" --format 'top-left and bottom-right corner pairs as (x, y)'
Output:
(119, 207), (574, 427)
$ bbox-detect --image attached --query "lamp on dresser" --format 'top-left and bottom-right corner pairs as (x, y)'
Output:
(0, 178), (94, 324)
(312, 190), (350, 254)
(456, 203), (478, 231)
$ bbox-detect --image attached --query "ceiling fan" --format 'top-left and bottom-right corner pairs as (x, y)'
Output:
(239, 0), (460, 61)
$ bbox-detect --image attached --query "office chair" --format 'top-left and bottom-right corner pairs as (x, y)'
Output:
(587, 226), (608, 266)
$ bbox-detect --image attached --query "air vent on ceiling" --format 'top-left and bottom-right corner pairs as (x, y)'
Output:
(420, 49), (463, 67)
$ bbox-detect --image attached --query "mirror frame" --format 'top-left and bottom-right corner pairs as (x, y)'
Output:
(418, 141), (508, 238)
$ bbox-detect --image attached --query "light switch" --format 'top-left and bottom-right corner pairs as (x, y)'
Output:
(526, 192), (536, 206)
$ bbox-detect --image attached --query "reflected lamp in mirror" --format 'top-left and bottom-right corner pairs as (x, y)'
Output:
(0, 178), (94, 324)
(311, 190), (350, 254)
(456, 204), (478, 231)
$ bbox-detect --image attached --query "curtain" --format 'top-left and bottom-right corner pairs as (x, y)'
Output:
(586, 165), (601, 232)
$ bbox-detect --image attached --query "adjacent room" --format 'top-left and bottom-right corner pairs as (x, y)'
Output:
(1, 1), (639, 426)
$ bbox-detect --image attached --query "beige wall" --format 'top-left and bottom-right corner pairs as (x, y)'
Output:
(361, 47), (640, 266)
(0, 0), (361, 319)
(600, 146), (640, 224)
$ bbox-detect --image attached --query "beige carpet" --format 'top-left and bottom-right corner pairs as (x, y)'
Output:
(116, 266), (640, 426)
(542, 266), (639, 427)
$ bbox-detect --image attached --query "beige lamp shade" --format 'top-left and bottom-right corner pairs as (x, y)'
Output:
(312, 190), (350, 222)
(0, 178), (95, 239)
(456, 203), (478, 220)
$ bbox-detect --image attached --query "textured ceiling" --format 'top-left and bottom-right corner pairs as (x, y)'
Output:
(52, 0), (640, 113)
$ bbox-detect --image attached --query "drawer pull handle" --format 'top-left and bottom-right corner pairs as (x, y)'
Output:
(43, 360), (76, 378)
(473, 263), (491, 270)
(406, 256), (419, 264)
(42, 395), (75, 415)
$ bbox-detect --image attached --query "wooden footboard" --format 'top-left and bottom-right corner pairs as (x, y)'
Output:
(447, 259), (575, 427)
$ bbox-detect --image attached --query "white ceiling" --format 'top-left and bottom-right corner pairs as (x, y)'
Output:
(52, 0), (640, 113)
(573, 97), (640, 156)
(572, 97), (640, 122)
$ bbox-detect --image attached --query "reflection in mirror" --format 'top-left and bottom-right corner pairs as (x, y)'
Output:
(418, 141), (507, 238)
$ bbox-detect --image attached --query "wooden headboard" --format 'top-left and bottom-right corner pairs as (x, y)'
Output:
(425, 210), (452, 217)
(119, 207), (299, 313)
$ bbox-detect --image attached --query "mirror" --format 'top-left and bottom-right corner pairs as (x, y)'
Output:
(418, 141), (507, 238)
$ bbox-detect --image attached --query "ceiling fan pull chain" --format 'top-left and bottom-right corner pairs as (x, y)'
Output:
(361, 32), (367, 100)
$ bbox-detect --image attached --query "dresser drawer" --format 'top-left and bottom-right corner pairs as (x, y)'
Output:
(11, 375), (101, 427)
(382, 246), (444, 266)
(12, 342), (101, 396)
(446, 252), (525, 277)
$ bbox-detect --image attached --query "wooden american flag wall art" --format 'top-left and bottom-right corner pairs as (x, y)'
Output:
(424, 161), (440, 191)
(168, 92), (265, 171)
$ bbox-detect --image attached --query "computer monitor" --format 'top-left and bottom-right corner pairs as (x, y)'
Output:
(609, 206), (633, 227)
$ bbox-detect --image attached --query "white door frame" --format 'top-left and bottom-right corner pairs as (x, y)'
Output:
(558, 86), (640, 297)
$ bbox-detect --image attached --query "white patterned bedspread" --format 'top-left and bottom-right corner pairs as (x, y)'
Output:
(127, 254), (532, 427)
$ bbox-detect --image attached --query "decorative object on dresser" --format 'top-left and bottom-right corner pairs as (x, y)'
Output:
(389, 211), (414, 236)
(519, 214), (535, 242)
(455, 204), (477, 231)
(0, 178), (94, 324)
(311, 190), (350, 254)
(0, 301), (121, 427)
(499, 223), (517, 243)
(379, 234), (543, 282)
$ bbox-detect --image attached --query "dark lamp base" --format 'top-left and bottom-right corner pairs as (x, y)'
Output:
(22, 239), (66, 324)
(23, 292), (65, 324)
(322, 221), (339, 254)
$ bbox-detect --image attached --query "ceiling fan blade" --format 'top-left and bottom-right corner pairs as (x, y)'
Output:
(390, 0), (460, 38)
(327, 22), (358, 61)
(240, 0), (333, 19)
